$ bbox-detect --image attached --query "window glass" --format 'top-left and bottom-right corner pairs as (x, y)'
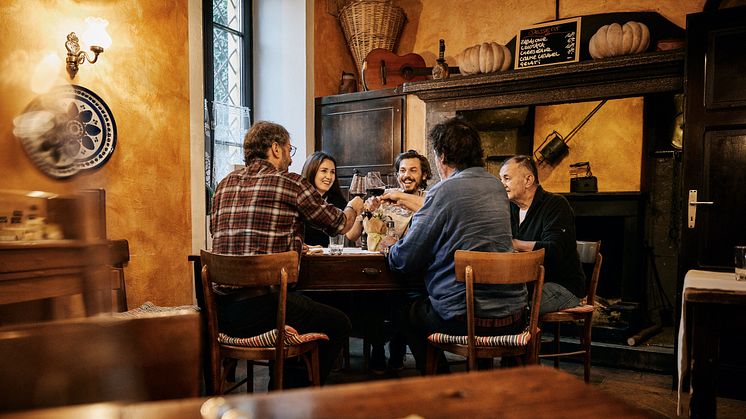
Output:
(204, 0), (251, 211)
(213, 0), (241, 31)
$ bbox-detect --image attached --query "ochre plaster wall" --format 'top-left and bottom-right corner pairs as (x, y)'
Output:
(0, 1), (193, 308)
(534, 98), (644, 192)
(315, 0), (704, 191)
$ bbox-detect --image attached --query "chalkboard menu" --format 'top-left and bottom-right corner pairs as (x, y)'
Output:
(515, 17), (581, 69)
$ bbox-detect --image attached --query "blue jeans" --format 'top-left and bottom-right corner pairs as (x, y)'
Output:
(539, 282), (580, 314)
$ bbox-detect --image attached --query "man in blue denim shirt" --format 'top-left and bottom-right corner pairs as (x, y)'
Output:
(387, 118), (528, 373)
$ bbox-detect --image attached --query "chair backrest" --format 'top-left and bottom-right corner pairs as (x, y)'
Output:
(454, 249), (545, 365)
(576, 241), (602, 305)
(0, 311), (201, 411)
(199, 250), (299, 392)
(108, 239), (130, 311)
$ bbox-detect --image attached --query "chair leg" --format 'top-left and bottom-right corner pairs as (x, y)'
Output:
(583, 317), (593, 383)
(223, 358), (238, 382)
(343, 338), (351, 370)
(310, 347), (322, 386)
(425, 344), (439, 375)
(219, 358), (238, 394)
(246, 361), (254, 393)
(274, 356), (284, 391)
(362, 337), (371, 372)
(553, 322), (561, 369)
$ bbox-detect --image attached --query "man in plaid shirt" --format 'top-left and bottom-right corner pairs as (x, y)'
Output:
(211, 121), (364, 388)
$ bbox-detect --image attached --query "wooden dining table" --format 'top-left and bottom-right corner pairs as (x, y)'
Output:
(189, 248), (422, 293)
(2, 365), (653, 419)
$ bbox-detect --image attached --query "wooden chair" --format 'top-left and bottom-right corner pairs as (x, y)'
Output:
(0, 310), (201, 411)
(200, 250), (326, 394)
(425, 249), (545, 373)
(538, 240), (602, 382)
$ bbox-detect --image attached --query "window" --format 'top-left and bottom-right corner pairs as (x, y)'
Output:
(203, 0), (252, 209)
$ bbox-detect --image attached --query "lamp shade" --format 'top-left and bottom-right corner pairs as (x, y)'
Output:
(80, 17), (112, 49)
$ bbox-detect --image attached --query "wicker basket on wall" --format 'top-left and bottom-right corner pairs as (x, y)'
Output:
(338, 0), (406, 83)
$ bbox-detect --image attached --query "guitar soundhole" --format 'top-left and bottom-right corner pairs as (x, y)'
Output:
(400, 66), (415, 80)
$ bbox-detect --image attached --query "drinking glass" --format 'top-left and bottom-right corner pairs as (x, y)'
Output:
(384, 173), (399, 189)
(329, 234), (345, 255)
(365, 171), (386, 198)
(349, 171), (366, 200)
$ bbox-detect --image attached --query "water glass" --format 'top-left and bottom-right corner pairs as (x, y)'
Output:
(329, 234), (345, 255)
(735, 245), (746, 281)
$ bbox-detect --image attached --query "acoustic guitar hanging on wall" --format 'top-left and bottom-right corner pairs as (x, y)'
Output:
(362, 49), (459, 91)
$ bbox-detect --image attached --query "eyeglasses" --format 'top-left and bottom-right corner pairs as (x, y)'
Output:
(289, 144), (297, 157)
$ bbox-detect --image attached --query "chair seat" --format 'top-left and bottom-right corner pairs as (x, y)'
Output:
(428, 330), (531, 347)
(114, 301), (199, 317)
(218, 326), (329, 348)
(540, 305), (594, 322)
(559, 304), (594, 313)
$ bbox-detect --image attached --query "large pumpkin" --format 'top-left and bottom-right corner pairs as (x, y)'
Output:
(455, 42), (512, 75)
(589, 21), (650, 59)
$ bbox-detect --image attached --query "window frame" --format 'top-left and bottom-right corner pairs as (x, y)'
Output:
(202, 0), (253, 208)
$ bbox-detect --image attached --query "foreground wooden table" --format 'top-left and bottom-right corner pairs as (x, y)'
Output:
(0, 240), (113, 320)
(3, 366), (652, 419)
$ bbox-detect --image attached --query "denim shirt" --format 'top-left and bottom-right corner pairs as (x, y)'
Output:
(387, 167), (527, 320)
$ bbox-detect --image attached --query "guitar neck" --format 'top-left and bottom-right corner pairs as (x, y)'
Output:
(410, 66), (461, 76)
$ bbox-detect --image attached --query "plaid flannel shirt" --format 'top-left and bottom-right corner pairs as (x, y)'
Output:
(211, 159), (346, 257)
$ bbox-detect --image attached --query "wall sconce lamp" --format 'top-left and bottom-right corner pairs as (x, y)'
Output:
(65, 17), (112, 79)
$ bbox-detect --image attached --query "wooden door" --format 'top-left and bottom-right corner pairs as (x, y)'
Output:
(680, 6), (746, 274)
(679, 7), (746, 413)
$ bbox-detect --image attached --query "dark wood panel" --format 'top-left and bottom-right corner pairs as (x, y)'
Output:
(698, 129), (746, 268)
(706, 27), (746, 109)
(315, 92), (404, 189)
(298, 253), (421, 291)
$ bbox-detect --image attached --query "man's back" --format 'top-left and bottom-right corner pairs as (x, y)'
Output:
(388, 166), (526, 320)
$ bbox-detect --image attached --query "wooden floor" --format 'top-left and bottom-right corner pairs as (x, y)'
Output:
(232, 337), (746, 418)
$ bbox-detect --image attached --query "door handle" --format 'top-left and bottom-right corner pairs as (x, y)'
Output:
(688, 190), (714, 229)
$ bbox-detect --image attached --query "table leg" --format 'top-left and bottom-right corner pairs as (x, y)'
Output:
(689, 303), (718, 419)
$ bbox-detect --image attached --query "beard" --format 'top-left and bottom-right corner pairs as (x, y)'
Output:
(399, 176), (421, 193)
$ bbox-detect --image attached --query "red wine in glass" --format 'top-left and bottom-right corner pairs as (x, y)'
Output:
(366, 187), (385, 197)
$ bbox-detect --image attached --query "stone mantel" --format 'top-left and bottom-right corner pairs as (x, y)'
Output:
(401, 50), (685, 109)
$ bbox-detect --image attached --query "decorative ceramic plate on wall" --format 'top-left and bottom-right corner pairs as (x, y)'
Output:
(13, 84), (117, 179)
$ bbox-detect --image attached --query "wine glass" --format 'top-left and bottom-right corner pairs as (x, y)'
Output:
(383, 173), (400, 193)
(365, 171), (386, 198)
(349, 170), (366, 200)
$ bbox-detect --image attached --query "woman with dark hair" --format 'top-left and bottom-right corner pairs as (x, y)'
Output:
(301, 151), (347, 247)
